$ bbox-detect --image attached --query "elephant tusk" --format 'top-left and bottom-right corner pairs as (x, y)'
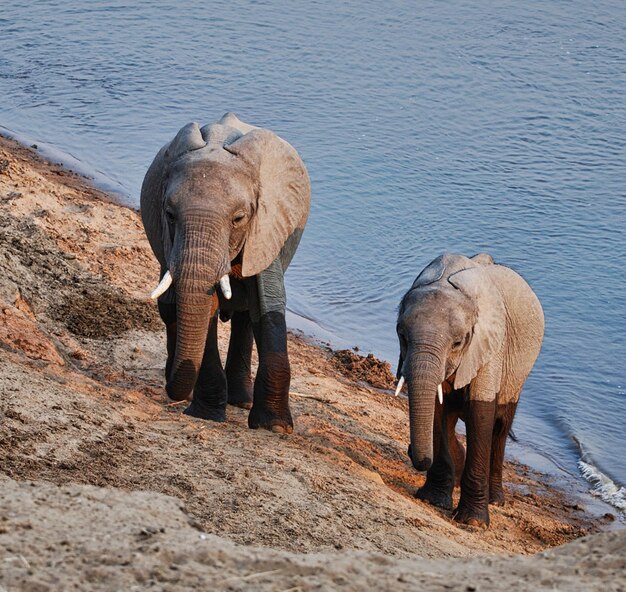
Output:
(437, 383), (443, 405)
(150, 271), (172, 300)
(394, 375), (405, 397)
(219, 274), (232, 300)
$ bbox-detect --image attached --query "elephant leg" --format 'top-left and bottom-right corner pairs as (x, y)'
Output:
(183, 312), (228, 422)
(415, 400), (456, 511)
(454, 399), (495, 528)
(449, 388), (467, 486)
(245, 258), (293, 433)
(225, 310), (254, 409)
(451, 426), (466, 487)
(489, 401), (518, 506)
(158, 300), (177, 380)
(248, 310), (293, 434)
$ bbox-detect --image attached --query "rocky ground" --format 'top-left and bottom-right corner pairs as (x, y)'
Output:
(0, 134), (623, 590)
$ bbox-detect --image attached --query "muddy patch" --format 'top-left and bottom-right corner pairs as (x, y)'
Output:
(53, 288), (160, 338)
(0, 209), (160, 338)
(334, 349), (396, 390)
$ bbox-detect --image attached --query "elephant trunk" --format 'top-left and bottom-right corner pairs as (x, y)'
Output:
(405, 347), (445, 472)
(165, 216), (228, 401)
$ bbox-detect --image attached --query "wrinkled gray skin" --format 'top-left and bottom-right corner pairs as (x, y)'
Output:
(397, 253), (544, 527)
(140, 113), (310, 432)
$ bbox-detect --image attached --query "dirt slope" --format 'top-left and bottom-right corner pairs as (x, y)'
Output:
(2, 477), (624, 591)
(0, 135), (621, 590)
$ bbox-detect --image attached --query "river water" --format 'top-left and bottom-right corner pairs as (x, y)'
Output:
(1, 1), (625, 513)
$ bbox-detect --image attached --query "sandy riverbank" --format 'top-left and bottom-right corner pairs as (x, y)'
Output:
(0, 134), (623, 590)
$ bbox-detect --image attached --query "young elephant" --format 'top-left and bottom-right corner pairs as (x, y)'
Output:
(396, 253), (544, 527)
(141, 113), (310, 433)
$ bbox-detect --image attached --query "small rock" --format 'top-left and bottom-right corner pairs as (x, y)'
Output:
(139, 526), (159, 538)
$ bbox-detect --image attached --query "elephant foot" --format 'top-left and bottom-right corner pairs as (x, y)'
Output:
(227, 382), (253, 410)
(165, 387), (191, 402)
(453, 503), (490, 528)
(415, 485), (453, 511)
(489, 488), (506, 506)
(183, 401), (226, 423)
(248, 405), (293, 434)
(229, 400), (253, 410)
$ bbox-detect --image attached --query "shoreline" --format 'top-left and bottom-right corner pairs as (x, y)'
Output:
(0, 125), (132, 206)
(0, 132), (623, 588)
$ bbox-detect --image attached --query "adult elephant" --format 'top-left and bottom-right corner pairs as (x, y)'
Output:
(395, 253), (544, 527)
(140, 113), (310, 433)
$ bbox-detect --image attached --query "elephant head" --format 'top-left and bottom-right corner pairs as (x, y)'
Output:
(396, 254), (505, 471)
(140, 113), (310, 401)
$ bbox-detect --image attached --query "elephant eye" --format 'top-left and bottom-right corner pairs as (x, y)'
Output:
(232, 211), (247, 227)
(452, 332), (470, 350)
(165, 208), (175, 223)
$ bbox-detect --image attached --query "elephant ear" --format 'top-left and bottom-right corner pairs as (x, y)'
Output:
(470, 252), (495, 266)
(141, 143), (170, 268)
(166, 122), (206, 159)
(448, 267), (506, 390)
(224, 129), (311, 277)
(411, 253), (480, 289)
(411, 254), (447, 288)
(218, 112), (258, 135)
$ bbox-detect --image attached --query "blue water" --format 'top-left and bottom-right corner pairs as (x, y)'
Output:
(1, 1), (625, 513)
